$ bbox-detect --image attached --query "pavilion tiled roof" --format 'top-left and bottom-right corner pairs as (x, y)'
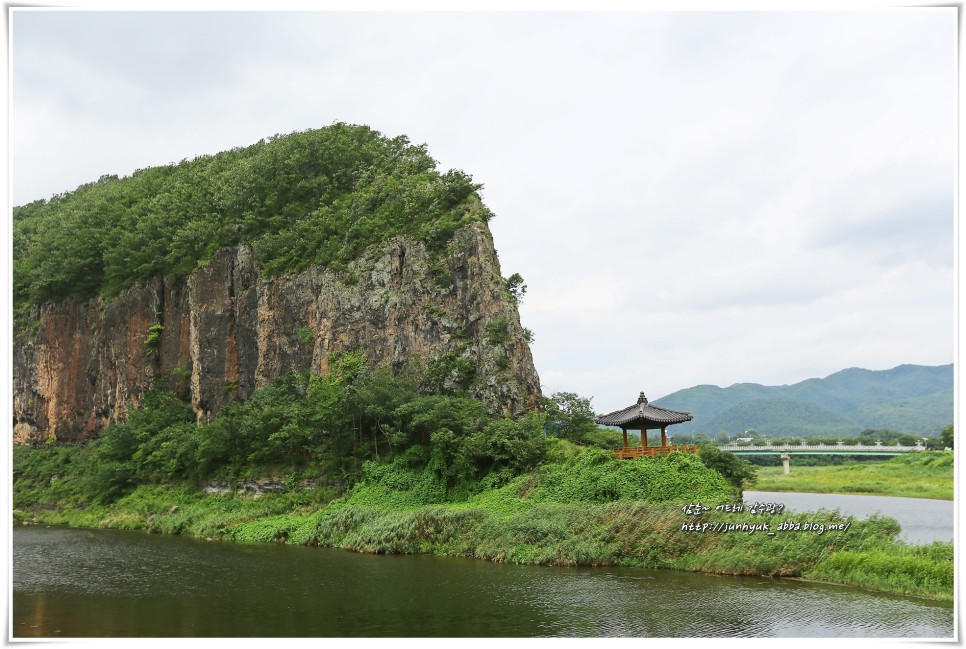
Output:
(596, 392), (693, 428)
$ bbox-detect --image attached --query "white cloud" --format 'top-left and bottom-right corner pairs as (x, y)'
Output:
(9, 8), (957, 411)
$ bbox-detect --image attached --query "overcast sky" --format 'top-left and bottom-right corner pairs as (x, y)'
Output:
(9, 5), (958, 415)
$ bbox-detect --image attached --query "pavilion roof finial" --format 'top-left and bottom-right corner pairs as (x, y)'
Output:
(596, 391), (693, 428)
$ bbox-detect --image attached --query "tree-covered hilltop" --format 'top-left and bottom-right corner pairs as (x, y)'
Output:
(655, 364), (953, 438)
(13, 123), (490, 311)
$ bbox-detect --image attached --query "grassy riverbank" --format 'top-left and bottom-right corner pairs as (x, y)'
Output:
(14, 448), (954, 603)
(753, 452), (954, 500)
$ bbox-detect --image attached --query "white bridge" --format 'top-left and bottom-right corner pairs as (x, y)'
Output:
(717, 442), (924, 474)
(718, 442), (924, 455)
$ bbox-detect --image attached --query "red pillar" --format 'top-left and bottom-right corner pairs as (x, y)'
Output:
(661, 427), (668, 447)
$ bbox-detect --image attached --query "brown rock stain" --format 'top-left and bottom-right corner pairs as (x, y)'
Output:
(13, 223), (542, 442)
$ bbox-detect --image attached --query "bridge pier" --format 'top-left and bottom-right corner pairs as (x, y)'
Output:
(717, 444), (922, 470)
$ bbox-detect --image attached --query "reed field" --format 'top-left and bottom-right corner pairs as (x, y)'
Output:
(752, 452), (953, 500)
(14, 449), (954, 603)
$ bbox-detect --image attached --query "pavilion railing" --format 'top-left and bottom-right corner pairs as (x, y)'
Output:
(613, 444), (699, 460)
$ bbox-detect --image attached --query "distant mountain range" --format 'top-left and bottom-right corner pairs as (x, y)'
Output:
(652, 364), (953, 438)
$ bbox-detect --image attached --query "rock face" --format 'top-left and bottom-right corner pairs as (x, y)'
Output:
(13, 222), (541, 444)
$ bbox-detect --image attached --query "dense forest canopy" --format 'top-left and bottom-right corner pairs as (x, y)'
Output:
(13, 123), (490, 313)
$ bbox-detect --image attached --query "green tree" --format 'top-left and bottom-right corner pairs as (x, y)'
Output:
(671, 433), (695, 445)
(698, 446), (758, 498)
(859, 428), (911, 445)
(14, 123), (491, 308)
(423, 348), (476, 396)
(461, 412), (548, 484)
(391, 395), (488, 488)
(692, 432), (716, 446)
(542, 392), (598, 443)
(352, 365), (419, 456)
(940, 425), (953, 449)
(504, 273), (527, 303)
(394, 395), (486, 447)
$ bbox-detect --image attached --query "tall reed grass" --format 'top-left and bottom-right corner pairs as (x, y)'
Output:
(14, 453), (953, 603)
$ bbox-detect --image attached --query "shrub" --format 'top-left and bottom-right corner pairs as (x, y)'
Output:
(697, 446), (758, 497)
(484, 317), (510, 345)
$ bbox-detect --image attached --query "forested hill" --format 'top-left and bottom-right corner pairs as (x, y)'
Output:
(653, 364), (953, 438)
(13, 123), (489, 312)
(13, 124), (541, 443)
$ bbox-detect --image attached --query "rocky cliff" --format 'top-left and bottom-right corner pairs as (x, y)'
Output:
(13, 222), (541, 444)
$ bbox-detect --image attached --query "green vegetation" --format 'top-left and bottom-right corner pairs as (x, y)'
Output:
(424, 347), (476, 395)
(704, 398), (864, 438)
(804, 541), (953, 601)
(296, 326), (315, 346)
(504, 273), (527, 303)
(671, 426), (951, 472)
(483, 317), (510, 345)
(542, 391), (624, 449)
(143, 324), (163, 347)
(12, 122), (951, 604)
(13, 375), (953, 602)
(939, 424), (953, 449)
(14, 123), (490, 314)
(745, 453), (891, 468)
(12, 354), (548, 506)
(13, 470), (950, 601)
(696, 446), (757, 498)
(753, 452), (953, 500)
(26, 362), (537, 505)
(655, 364), (953, 439)
(855, 428), (928, 447)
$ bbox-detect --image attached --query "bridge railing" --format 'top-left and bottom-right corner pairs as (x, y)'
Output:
(717, 443), (923, 453)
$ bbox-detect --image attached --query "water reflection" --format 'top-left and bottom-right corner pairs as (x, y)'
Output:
(13, 526), (952, 638)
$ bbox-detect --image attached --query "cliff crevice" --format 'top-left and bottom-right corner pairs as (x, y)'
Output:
(13, 222), (541, 444)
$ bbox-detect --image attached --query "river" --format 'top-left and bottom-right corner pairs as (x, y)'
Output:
(743, 491), (954, 544)
(12, 492), (954, 639)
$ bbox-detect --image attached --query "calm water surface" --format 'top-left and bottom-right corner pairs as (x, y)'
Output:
(13, 524), (952, 638)
(744, 491), (954, 544)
